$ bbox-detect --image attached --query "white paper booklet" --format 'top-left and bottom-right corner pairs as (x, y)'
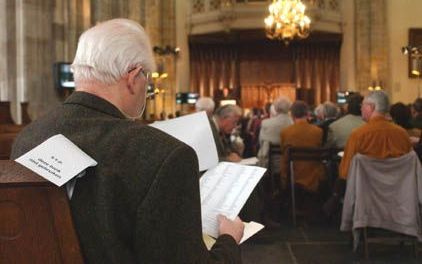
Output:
(15, 134), (97, 187)
(150, 111), (218, 171)
(200, 162), (266, 238)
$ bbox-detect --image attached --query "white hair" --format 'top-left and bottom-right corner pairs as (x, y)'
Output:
(364, 91), (390, 113)
(195, 97), (215, 115)
(215, 104), (242, 119)
(272, 96), (292, 114)
(322, 101), (338, 119)
(71, 18), (156, 85)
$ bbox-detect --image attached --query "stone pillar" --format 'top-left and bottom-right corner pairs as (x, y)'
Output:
(175, 0), (190, 94)
(15, 0), (61, 121)
(339, 0), (356, 91)
(0, 0), (9, 101)
(355, 0), (389, 93)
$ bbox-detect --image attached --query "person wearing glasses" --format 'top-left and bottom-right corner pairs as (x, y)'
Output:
(11, 19), (244, 263)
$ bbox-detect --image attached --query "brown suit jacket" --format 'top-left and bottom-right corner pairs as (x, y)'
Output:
(280, 119), (324, 192)
(11, 91), (241, 264)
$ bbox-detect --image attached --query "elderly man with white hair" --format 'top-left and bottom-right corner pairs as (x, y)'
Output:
(324, 91), (412, 217)
(257, 96), (293, 168)
(195, 97), (215, 117)
(11, 19), (243, 263)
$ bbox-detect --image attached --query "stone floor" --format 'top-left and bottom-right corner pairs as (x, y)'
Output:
(240, 220), (422, 264)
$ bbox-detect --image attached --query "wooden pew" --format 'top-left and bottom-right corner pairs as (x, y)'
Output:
(0, 160), (83, 263)
(0, 124), (25, 160)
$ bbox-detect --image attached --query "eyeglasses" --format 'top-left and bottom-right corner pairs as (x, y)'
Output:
(140, 69), (152, 84)
(128, 67), (152, 84)
(128, 67), (155, 99)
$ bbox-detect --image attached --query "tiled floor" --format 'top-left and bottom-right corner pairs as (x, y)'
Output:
(240, 221), (422, 264)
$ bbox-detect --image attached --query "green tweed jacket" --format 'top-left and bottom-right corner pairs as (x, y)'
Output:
(11, 91), (241, 264)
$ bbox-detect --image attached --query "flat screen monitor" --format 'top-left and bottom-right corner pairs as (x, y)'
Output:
(176, 92), (199, 104)
(336, 91), (354, 105)
(54, 62), (75, 90)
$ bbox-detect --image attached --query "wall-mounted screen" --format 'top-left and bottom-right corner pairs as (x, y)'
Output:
(54, 62), (75, 90)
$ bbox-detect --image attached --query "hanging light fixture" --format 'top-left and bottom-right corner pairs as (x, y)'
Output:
(264, 0), (311, 45)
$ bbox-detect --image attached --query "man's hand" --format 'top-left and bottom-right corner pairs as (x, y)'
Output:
(218, 215), (244, 244)
(226, 152), (241, 162)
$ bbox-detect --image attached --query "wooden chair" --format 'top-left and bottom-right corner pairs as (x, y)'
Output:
(0, 133), (19, 160)
(267, 144), (281, 197)
(0, 160), (83, 263)
(286, 146), (338, 226)
(341, 152), (422, 259)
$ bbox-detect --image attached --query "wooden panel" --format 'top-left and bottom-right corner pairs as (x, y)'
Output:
(0, 161), (83, 263)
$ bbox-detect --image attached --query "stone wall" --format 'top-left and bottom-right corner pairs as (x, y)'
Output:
(0, 0), (176, 123)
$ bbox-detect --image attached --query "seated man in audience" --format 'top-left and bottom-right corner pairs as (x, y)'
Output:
(257, 96), (292, 169)
(324, 91), (413, 217)
(326, 93), (365, 148)
(411, 98), (422, 129)
(213, 105), (244, 162)
(195, 97), (215, 118)
(317, 101), (339, 145)
(280, 101), (325, 193)
(11, 19), (244, 263)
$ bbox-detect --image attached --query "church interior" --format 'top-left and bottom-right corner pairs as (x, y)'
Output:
(1, 0), (422, 263)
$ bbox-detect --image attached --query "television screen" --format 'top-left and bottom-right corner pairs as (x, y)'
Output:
(336, 91), (354, 105)
(176, 92), (199, 104)
(54, 62), (75, 90)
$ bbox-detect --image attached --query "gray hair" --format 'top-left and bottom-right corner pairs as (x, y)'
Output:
(195, 97), (215, 115)
(314, 104), (324, 117)
(214, 104), (242, 119)
(272, 96), (292, 114)
(290, 101), (309, 119)
(322, 101), (338, 119)
(72, 18), (156, 85)
(364, 91), (390, 113)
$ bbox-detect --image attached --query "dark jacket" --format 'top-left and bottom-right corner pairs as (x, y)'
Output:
(11, 91), (241, 264)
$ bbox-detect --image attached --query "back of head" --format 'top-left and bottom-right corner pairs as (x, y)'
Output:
(390, 102), (412, 129)
(364, 91), (390, 114)
(273, 96), (292, 115)
(347, 93), (363, 116)
(72, 19), (156, 85)
(414, 98), (422, 113)
(322, 101), (338, 119)
(215, 104), (242, 119)
(195, 97), (215, 116)
(290, 100), (309, 119)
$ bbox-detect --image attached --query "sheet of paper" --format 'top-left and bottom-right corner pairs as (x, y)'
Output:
(202, 221), (265, 250)
(150, 111), (218, 171)
(239, 156), (259, 165)
(15, 134), (97, 187)
(200, 162), (266, 238)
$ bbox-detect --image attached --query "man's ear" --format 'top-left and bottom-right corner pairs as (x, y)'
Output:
(126, 67), (142, 94)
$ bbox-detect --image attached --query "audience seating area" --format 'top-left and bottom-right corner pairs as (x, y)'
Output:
(0, 160), (83, 263)
(0, 101), (27, 160)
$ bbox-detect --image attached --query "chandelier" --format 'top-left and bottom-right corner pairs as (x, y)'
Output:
(264, 0), (311, 45)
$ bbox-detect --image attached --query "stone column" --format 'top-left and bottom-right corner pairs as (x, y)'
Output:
(355, 0), (389, 93)
(16, 0), (61, 121)
(175, 0), (190, 94)
(339, 0), (356, 91)
(0, 0), (9, 101)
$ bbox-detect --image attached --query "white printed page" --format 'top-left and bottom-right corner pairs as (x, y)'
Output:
(150, 111), (218, 171)
(200, 162), (266, 238)
(15, 134), (97, 187)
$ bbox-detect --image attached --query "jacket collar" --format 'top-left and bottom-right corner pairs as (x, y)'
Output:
(64, 91), (127, 119)
(368, 115), (388, 123)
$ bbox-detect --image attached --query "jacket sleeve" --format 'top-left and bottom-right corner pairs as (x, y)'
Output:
(134, 143), (241, 263)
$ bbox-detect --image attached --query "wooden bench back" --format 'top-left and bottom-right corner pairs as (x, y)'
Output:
(0, 160), (83, 263)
